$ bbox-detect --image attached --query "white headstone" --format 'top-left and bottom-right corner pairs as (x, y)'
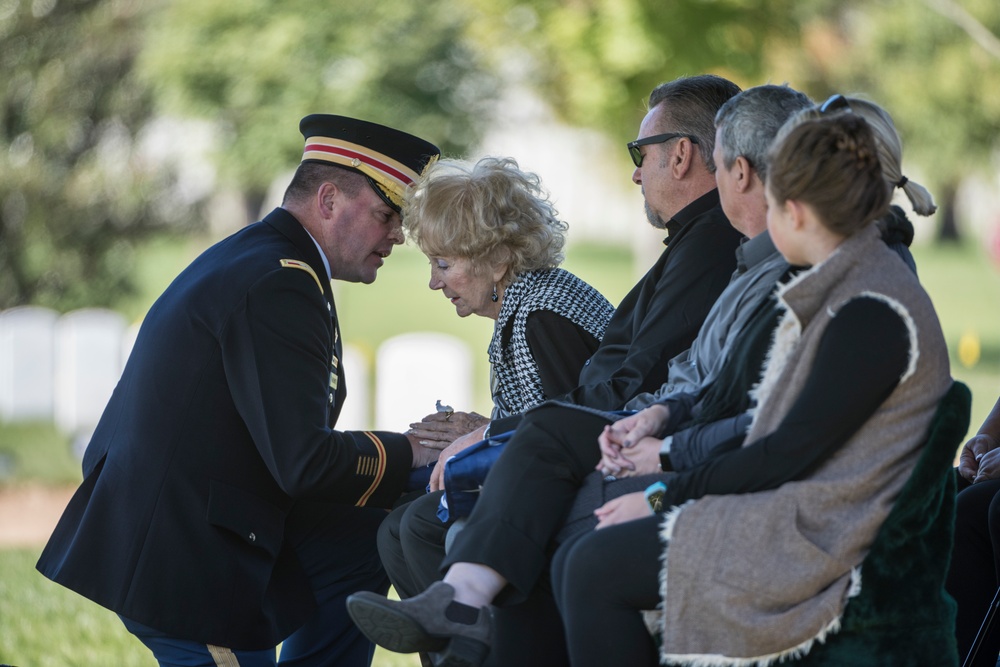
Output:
(375, 333), (473, 432)
(0, 306), (58, 422)
(121, 321), (141, 369)
(54, 309), (128, 435)
(335, 343), (370, 431)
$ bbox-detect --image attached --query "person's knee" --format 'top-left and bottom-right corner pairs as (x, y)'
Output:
(987, 487), (1000, 537)
(956, 481), (1000, 535)
(555, 534), (609, 610)
(376, 504), (406, 568)
(400, 491), (449, 546)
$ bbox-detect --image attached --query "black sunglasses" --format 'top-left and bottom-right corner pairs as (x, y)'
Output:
(819, 94), (851, 114)
(627, 132), (700, 168)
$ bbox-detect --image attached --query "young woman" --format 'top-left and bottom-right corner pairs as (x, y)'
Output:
(550, 112), (952, 665)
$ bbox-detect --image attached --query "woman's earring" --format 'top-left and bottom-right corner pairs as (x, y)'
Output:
(491, 284), (499, 302)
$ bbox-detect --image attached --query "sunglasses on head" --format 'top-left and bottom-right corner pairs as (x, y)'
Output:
(627, 133), (700, 168)
(819, 94), (851, 114)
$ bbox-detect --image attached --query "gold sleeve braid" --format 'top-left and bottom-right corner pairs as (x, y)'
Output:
(355, 432), (388, 507)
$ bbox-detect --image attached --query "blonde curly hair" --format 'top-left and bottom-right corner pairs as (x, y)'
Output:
(402, 156), (568, 285)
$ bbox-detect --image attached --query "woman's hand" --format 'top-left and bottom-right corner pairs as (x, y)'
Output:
(408, 411), (489, 450)
(428, 425), (487, 492)
(599, 436), (664, 478)
(959, 432), (1000, 483)
(594, 492), (653, 529)
(597, 405), (669, 477)
(973, 445), (1000, 484)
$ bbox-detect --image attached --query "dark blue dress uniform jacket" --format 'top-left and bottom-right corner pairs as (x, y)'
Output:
(36, 208), (413, 649)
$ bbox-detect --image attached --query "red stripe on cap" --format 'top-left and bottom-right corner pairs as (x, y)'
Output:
(305, 143), (413, 184)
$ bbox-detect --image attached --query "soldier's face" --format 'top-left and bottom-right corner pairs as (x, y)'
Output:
(322, 184), (404, 284)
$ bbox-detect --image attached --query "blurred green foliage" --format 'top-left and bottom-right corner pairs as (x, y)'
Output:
(138, 0), (502, 209)
(767, 0), (1000, 238)
(0, 0), (191, 311)
(509, 0), (802, 140)
(3, 0), (999, 311)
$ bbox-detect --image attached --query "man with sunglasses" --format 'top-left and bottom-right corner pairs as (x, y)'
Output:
(371, 74), (745, 666)
(618, 84), (813, 415)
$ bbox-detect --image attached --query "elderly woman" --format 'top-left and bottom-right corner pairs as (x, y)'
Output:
(375, 157), (614, 650)
(404, 156), (613, 426)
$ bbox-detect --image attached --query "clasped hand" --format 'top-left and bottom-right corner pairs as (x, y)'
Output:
(959, 432), (1000, 484)
(407, 410), (489, 450)
(596, 404), (670, 478)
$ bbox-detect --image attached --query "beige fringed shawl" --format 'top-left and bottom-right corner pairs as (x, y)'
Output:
(656, 224), (951, 666)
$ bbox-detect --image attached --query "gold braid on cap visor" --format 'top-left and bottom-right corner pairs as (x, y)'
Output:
(303, 137), (437, 209)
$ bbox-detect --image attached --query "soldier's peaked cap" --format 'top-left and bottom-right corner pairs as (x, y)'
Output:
(299, 114), (440, 213)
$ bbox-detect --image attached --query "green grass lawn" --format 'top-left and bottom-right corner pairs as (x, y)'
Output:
(0, 547), (420, 666)
(0, 235), (998, 664)
(910, 241), (1000, 433)
(0, 549), (154, 666)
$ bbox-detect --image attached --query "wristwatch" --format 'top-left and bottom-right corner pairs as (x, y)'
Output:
(659, 435), (674, 472)
(644, 481), (667, 514)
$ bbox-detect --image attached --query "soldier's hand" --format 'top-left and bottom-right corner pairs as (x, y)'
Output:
(406, 433), (441, 469)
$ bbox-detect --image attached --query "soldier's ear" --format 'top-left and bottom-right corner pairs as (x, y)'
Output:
(317, 181), (341, 218)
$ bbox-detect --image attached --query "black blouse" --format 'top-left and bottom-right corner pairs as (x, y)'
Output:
(524, 310), (602, 399)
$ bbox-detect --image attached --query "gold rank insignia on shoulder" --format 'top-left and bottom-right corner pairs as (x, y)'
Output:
(279, 259), (323, 294)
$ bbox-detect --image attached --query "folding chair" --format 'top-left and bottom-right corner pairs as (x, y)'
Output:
(962, 585), (1000, 667)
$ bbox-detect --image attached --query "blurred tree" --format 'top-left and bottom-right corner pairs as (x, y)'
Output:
(0, 0), (189, 311)
(138, 0), (824, 217)
(474, 0), (804, 143)
(138, 0), (502, 220)
(767, 0), (1000, 241)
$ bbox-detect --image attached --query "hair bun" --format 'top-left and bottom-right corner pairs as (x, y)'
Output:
(835, 123), (878, 170)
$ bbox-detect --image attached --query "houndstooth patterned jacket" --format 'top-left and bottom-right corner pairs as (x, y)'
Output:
(487, 268), (614, 418)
